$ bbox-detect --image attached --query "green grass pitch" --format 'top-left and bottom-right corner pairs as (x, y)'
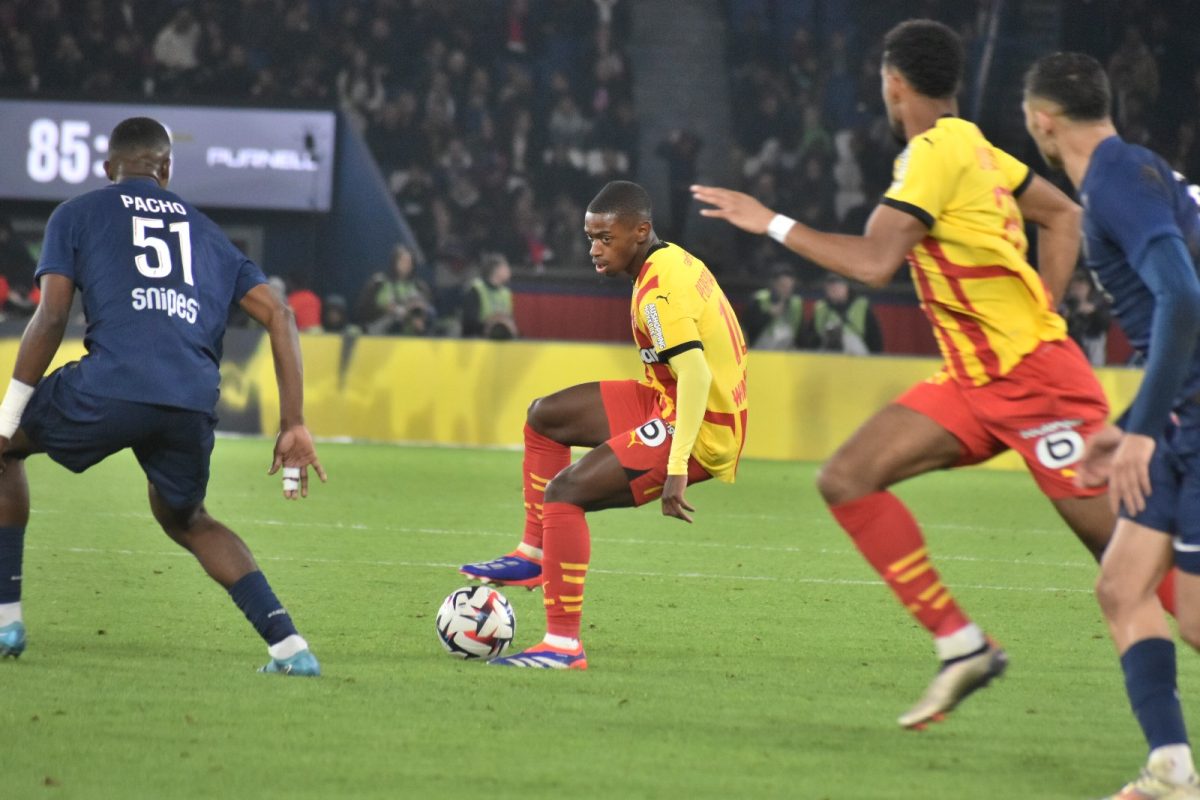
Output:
(1, 438), (1187, 799)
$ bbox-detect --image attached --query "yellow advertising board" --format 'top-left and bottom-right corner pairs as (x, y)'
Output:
(5, 334), (1145, 468)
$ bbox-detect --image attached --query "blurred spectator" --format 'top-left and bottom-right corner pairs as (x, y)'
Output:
(355, 244), (436, 336)
(744, 266), (804, 350)
(321, 294), (360, 335)
(655, 129), (703, 242)
(800, 274), (882, 355)
(336, 45), (386, 132)
(1108, 25), (1159, 131)
(1061, 270), (1111, 367)
(462, 253), (517, 340)
(152, 7), (200, 73)
(287, 280), (323, 333)
(0, 217), (37, 316)
(7, 0), (640, 283)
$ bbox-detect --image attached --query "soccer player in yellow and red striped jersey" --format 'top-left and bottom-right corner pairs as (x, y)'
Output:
(694, 19), (1176, 729)
(460, 180), (749, 669)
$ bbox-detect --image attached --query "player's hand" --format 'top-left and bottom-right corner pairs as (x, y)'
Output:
(690, 185), (774, 234)
(1106, 432), (1156, 517)
(268, 424), (328, 499)
(661, 474), (695, 523)
(1075, 424), (1122, 488)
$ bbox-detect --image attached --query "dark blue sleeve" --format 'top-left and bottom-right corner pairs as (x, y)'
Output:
(233, 257), (268, 302)
(1090, 162), (1183, 267)
(35, 202), (78, 282)
(1124, 234), (1200, 436)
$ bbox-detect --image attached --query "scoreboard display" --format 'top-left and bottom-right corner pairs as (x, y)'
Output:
(0, 100), (336, 212)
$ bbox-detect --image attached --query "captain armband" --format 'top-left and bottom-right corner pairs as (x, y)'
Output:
(0, 379), (34, 439)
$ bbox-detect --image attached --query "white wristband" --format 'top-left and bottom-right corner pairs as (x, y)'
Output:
(767, 214), (796, 243)
(0, 379), (34, 439)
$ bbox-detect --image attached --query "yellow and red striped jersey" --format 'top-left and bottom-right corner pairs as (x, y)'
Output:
(882, 117), (1067, 386)
(630, 242), (749, 482)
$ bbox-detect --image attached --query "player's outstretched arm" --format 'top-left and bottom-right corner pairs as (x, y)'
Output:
(690, 185), (924, 286)
(1014, 175), (1082, 304)
(239, 283), (327, 499)
(0, 274), (74, 458)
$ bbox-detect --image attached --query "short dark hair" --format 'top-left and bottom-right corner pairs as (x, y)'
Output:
(882, 19), (964, 100)
(109, 117), (171, 156)
(1024, 52), (1111, 121)
(587, 180), (652, 222)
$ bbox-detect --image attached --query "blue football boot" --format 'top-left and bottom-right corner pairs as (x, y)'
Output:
(259, 648), (321, 676)
(0, 620), (26, 659)
(459, 551), (543, 589)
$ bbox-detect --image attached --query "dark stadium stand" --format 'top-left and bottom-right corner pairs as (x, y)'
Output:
(1, 0), (1198, 358)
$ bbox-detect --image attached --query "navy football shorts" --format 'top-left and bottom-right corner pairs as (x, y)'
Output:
(20, 367), (216, 510)
(1125, 403), (1200, 574)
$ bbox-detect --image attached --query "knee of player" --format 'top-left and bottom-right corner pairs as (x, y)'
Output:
(1093, 569), (1135, 617)
(526, 396), (550, 431)
(543, 470), (581, 505)
(815, 460), (860, 505)
(1180, 618), (1200, 653)
(152, 499), (208, 538)
(1176, 618), (1200, 652)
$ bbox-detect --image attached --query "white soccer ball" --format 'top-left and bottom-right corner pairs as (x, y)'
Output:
(436, 585), (517, 659)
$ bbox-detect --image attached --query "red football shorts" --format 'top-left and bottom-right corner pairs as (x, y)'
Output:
(896, 338), (1109, 499)
(600, 380), (712, 507)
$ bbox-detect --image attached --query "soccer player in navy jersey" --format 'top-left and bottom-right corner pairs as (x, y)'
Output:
(0, 117), (327, 676)
(1025, 54), (1200, 798)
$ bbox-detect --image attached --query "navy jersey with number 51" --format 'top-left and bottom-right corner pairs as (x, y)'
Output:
(35, 176), (267, 413)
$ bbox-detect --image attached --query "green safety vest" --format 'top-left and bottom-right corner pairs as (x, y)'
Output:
(754, 289), (804, 329)
(753, 289), (803, 348)
(812, 296), (870, 342)
(471, 278), (513, 319)
(375, 279), (426, 308)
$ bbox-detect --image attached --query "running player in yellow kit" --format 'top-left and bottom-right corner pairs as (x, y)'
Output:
(692, 19), (1153, 728)
(460, 180), (749, 669)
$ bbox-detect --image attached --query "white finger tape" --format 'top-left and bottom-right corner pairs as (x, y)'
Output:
(282, 467), (301, 479)
(282, 477), (300, 492)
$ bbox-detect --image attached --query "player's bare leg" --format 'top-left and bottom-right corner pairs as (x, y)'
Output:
(1051, 494), (1112, 561)
(1054, 488), (1180, 616)
(526, 383), (613, 447)
(149, 488), (258, 589)
(817, 403), (1007, 728)
(490, 443), (634, 669)
(461, 382), (614, 588)
(1097, 521), (1200, 797)
(149, 484), (318, 676)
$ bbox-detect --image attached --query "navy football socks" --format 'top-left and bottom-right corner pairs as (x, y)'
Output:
(228, 571), (299, 646)
(0, 526), (24, 604)
(1122, 637), (1189, 750)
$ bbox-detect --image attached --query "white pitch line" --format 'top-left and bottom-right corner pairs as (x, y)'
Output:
(26, 508), (1095, 571)
(23, 544), (1092, 595)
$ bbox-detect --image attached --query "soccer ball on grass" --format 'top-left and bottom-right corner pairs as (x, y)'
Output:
(436, 585), (516, 659)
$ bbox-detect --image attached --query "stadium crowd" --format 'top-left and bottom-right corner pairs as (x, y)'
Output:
(2, 0), (1200, 351)
(0, 0), (635, 334)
